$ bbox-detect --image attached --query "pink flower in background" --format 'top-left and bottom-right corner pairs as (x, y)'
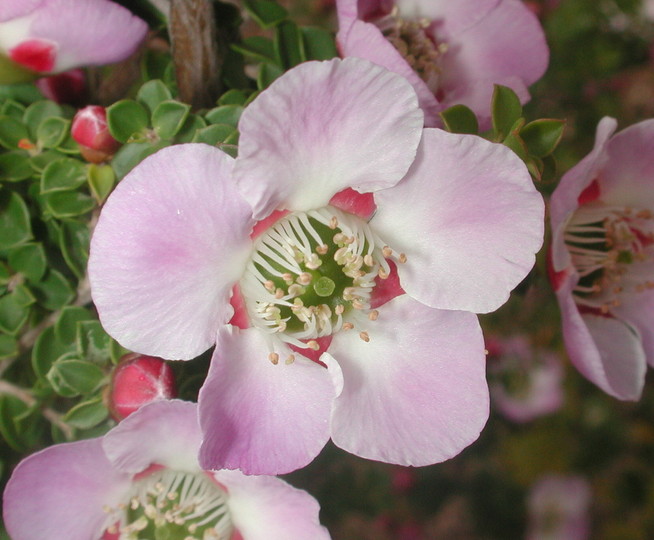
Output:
(336, 0), (549, 127)
(89, 57), (544, 474)
(488, 336), (565, 423)
(526, 475), (591, 540)
(2, 400), (331, 540)
(0, 0), (147, 83)
(550, 117), (654, 400)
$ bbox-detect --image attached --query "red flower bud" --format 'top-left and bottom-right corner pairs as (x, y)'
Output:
(108, 353), (176, 421)
(71, 105), (121, 163)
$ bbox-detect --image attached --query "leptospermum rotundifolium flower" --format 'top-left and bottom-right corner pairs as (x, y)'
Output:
(89, 57), (545, 474)
(335, 0), (549, 127)
(0, 0), (147, 84)
(550, 117), (654, 401)
(2, 400), (331, 540)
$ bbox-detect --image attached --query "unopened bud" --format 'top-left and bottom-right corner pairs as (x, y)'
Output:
(71, 105), (121, 163)
(108, 353), (176, 421)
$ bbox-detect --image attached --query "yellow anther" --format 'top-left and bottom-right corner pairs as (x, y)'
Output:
(342, 322), (354, 330)
(335, 304), (345, 315)
(286, 354), (295, 365)
(368, 310), (379, 320)
(359, 331), (370, 342)
(307, 340), (320, 351)
(316, 244), (329, 255)
(297, 272), (312, 285)
(382, 246), (393, 258)
(275, 288), (284, 299)
(363, 254), (374, 266)
(329, 216), (339, 229)
(269, 353), (279, 365)
(264, 280), (275, 291)
(398, 253), (407, 263)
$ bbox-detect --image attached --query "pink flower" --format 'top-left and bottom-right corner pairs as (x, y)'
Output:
(89, 58), (544, 474)
(526, 475), (591, 540)
(71, 105), (122, 163)
(0, 0), (147, 83)
(335, 0), (549, 127)
(488, 336), (564, 423)
(2, 400), (330, 540)
(550, 117), (654, 400)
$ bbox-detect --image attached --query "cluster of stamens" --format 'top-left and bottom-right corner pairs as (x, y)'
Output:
(565, 204), (654, 314)
(373, 7), (447, 92)
(240, 207), (406, 362)
(102, 469), (233, 540)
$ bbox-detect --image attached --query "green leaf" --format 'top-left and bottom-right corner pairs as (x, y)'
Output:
(242, 0), (288, 28)
(151, 100), (191, 140)
(47, 357), (106, 397)
(301, 26), (338, 61)
(55, 305), (95, 344)
(0, 291), (30, 334)
(0, 395), (30, 451)
(0, 334), (17, 359)
(541, 155), (557, 183)
(32, 326), (76, 379)
(40, 157), (87, 193)
(257, 63), (283, 90)
(77, 320), (112, 364)
(43, 190), (95, 219)
(31, 269), (75, 310)
(63, 396), (108, 429)
(106, 100), (150, 143)
(503, 126), (529, 162)
(136, 79), (173, 114)
(29, 149), (65, 173)
(218, 89), (250, 106)
(0, 151), (33, 182)
(520, 119), (566, 158)
(174, 113), (207, 143)
(274, 20), (305, 69)
(0, 115), (30, 149)
(11, 283), (36, 307)
(8, 243), (47, 282)
(0, 190), (32, 249)
(204, 105), (243, 127)
(192, 124), (237, 145)
(0, 262), (9, 285)
(110, 141), (162, 179)
(439, 104), (479, 135)
(491, 85), (523, 141)
(0, 83), (43, 104)
(1, 100), (26, 120)
(36, 116), (70, 149)
(23, 100), (64, 139)
(232, 36), (278, 64)
(57, 220), (90, 279)
(87, 164), (116, 204)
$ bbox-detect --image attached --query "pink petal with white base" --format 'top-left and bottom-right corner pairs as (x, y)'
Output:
(103, 400), (201, 474)
(395, 0), (500, 36)
(198, 326), (337, 475)
(234, 57), (423, 219)
(0, 0), (43, 22)
(89, 144), (254, 360)
(338, 20), (441, 126)
(327, 294), (488, 466)
(3, 439), (130, 540)
(373, 129), (544, 314)
(29, 0), (147, 72)
(214, 470), (331, 540)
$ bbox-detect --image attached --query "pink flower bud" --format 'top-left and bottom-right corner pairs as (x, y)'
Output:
(108, 353), (176, 421)
(71, 105), (121, 163)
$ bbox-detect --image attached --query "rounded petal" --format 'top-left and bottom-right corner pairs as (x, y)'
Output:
(213, 470), (330, 540)
(373, 128), (544, 313)
(0, 0), (43, 23)
(3, 439), (130, 540)
(29, 0), (147, 72)
(89, 144), (254, 360)
(611, 289), (654, 368)
(599, 118), (654, 208)
(234, 57), (424, 219)
(395, 0), (501, 36)
(328, 294), (489, 466)
(557, 279), (646, 400)
(337, 20), (441, 126)
(103, 400), (201, 474)
(550, 117), (617, 271)
(198, 326), (337, 475)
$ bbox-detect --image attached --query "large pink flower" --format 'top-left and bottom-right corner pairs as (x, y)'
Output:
(550, 117), (654, 401)
(89, 57), (544, 474)
(336, 0), (549, 127)
(2, 400), (330, 540)
(0, 0), (147, 83)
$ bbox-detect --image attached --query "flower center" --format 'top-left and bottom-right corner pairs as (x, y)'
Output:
(373, 7), (447, 93)
(102, 469), (233, 540)
(240, 207), (397, 356)
(564, 203), (654, 313)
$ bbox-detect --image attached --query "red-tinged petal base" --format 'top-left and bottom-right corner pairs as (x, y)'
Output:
(9, 39), (56, 72)
(329, 187), (377, 220)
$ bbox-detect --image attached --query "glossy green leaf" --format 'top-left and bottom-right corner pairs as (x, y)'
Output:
(0, 190), (32, 249)
(0, 151), (32, 182)
(29, 149), (64, 173)
(520, 119), (566, 158)
(63, 396), (108, 429)
(11, 283), (36, 307)
(242, 0), (288, 28)
(136, 79), (173, 114)
(31, 269), (75, 311)
(257, 63), (283, 90)
(193, 124), (237, 145)
(55, 305), (95, 344)
(204, 105), (243, 127)
(232, 36), (278, 64)
(218, 89), (250, 106)
(0, 83), (43, 103)
(301, 26), (338, 61)
(57, 220), (90, 279)
(0, 395), (30, 451)
(23, 100), (64, 139)
(77, 320), (112, 364)
(36, 116), (70, 149)
(440, 104), (479, 135)
(0, 334), (17, 359)
(491, 85), (523, 141)
(174, 114), (207, 143)
(106, 100), (150, 143)
(275, 20), (305, 69)
(87, 164), (116, 204)
(47, 357), (106, 397)
(32, 326), (76, 379)
(110, 141), (163, 179)
(0, 115), (30, 149)
(152, 100), (191, 139)
(1, 100), (26, 120)
(0, 291), (30, 334)
(8, 243), (46, 282)
(43, 190), (95, 219)
(40, 157), (87, 193)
